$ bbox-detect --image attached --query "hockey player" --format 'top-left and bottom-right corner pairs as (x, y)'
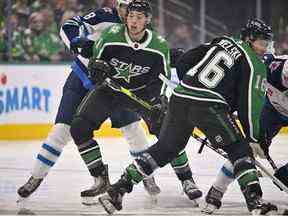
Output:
(202, 52), (288, 214)
(17, 0), (162, 206)
(69, 0), (202, 205)
(98, 19), (278, 215)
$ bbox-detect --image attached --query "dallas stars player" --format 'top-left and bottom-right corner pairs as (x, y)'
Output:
(202, 21), (288, 213)
(98, 19), (278, 215)
(17, 0), (163, 206)
(69, 0), (202, 204)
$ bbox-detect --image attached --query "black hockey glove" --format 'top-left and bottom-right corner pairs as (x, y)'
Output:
(147, 95), (168, 135)
(273, 164), (288, 190)
(70, 36), (94, 57)
(88, 58), (112, 85)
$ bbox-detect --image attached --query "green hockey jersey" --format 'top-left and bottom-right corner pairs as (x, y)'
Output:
(174, 36), (267, 142)
(91, 23), (170, 100)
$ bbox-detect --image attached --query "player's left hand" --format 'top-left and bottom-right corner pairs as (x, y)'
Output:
(147, 95), (168, 135)
(70, 36), (94, 55)
(88, 58), (112, 85)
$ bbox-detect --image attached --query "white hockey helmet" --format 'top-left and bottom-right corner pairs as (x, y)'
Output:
(117, 0), (132, 6)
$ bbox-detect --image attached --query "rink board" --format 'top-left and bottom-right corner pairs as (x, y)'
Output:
(1, 122), (288, 140)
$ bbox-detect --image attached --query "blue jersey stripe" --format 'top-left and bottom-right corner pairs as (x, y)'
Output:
(71, 58), (94, 90)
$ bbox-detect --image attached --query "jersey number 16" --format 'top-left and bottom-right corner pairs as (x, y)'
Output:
(187, 48), (234, 88)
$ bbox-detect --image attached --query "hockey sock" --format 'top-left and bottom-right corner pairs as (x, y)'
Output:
(171, 150), (193, 181)
(233, 156), (262, 207)
(120, 121), (150, 157)
(126, 152), (159, 184)
(213, 160), (235, 193)
(78, 139), (105, 177)
(32, 123), (71, 178)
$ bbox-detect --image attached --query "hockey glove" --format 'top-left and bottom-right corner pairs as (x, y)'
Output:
(273, 163), (288, 190)
(70, 36), (94, 57)
(88, 58), (112, 85)
(147, 95), (168, 135)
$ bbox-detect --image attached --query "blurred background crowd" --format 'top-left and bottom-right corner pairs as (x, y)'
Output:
(1, 0), (288, 63)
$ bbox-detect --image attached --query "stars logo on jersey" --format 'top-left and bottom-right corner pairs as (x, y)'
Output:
(114, 63), (133, 82)
(110, 58), (151, 83)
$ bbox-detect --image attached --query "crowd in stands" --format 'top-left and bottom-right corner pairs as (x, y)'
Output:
(0, 0), (115, 62)
(1, 0), (288, 63)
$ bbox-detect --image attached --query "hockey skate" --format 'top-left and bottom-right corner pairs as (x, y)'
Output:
(143, 176), (161, 196)
(244, 184), (278, 215)
(201, 186), (223, 214)
(99, 172), (133, 215)
(182, 178), (202, 207)
(17, 176), (43, 198)
(98, 186), (124, 215)
(81, 164), (110, 205)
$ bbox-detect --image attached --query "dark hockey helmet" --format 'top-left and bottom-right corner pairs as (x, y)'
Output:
(240, 19), (273, 41)
(126, 0), (152, 23)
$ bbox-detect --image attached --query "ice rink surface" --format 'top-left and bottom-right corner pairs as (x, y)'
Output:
(0, 135), (287, 215)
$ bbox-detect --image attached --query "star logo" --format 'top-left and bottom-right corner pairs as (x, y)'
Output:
(114, 63), (133, 83)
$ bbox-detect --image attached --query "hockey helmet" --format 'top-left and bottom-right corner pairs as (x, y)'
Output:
(117, 0), (132, 6)
(241, 19), (273, 41)
(126, 0), (152, 23)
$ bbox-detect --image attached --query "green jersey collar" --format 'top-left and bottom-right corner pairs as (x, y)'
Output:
(124, 27), (153, 50)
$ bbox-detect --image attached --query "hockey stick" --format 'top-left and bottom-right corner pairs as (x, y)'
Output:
(103, 77), (154, 111)
(159, 74), (284, 170)
(72, 61), (155, 112)
(193, 133), (288, 194)
(266, 153), (278, 170)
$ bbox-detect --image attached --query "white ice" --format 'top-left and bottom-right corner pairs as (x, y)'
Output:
(0, 135), (287, 215)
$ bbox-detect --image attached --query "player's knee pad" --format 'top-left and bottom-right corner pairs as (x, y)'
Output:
(46, 123), (71, 150)
(120, 121), (150, 157)
(134, 152), (159, 177)
(233, 156), (255, 176)
(70, 117), (94, 145)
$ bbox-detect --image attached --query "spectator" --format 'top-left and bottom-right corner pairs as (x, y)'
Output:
(12, 0), (31, 27)
(22, 11), (64, 63)
(275, 33), (288, 55)
(168, 22), (196, 50)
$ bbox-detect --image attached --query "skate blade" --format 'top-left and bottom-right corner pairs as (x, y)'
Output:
(16, 197), (29, 210)
(251, 209), (278, 215)
(82, 196), (99, 206)
(17, 208), (36, 215)
(190, 199), (199, 208)
(98, 195), (116, 215)
(201, 203), (218, 214)
(148, 194), (158, 205)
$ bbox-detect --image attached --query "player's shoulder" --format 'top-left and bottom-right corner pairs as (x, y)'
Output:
(100, 23), (125, 42)
(149, 30), (170, 54)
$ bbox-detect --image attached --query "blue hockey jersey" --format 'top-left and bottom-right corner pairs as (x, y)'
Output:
(59, 7), (122, 89)
(264, 54), (288, 117)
